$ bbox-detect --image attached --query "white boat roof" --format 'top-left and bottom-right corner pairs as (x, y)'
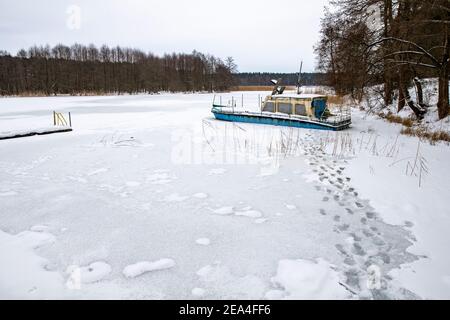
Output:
(270, 93), (327, 99)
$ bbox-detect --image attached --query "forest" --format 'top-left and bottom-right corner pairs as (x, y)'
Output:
(315, 0), (449, 119)
(236, 72), (329, 86)
(0, 44), (237, 96)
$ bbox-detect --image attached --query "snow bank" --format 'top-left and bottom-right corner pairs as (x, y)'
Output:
(123, 259), (176, 278)
(66, 262), (112, 284)
(361, 78), (450, 135)
(0, 229), (66, 299)
(268, 258), (349, 300)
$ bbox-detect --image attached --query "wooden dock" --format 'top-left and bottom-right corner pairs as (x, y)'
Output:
(0, 127), (73, 141)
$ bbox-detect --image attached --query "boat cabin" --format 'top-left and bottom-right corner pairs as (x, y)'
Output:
(261, 94), (328, 119)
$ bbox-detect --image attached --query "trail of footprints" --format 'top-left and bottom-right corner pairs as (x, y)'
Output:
(303, 137), (418, 299)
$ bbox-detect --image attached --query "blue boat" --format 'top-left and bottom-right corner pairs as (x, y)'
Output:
(211, 93), (351, 131)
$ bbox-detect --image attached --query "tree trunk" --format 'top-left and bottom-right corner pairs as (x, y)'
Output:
(413, 77), (428, 109)
(437, 8), (449, 120)
(400, 80), (426, 119)
(437, 66), (449, 119)
(398, 72), (406, 112)
(383, 0), (393, 106)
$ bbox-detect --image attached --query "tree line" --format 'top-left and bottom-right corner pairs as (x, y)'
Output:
(0, 44), (237, 96)
(315, 0), (449, 119)
(236, 72), (329, 86)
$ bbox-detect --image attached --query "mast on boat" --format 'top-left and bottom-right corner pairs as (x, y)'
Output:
(297, 61), (303, 95)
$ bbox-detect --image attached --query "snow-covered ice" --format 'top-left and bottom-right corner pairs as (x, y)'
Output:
(1, 91), (450, 299)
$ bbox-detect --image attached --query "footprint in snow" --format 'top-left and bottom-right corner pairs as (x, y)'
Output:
(123, 259), (176, 278)
(355, 202), (364, 208)
(404, 221), (414, 228)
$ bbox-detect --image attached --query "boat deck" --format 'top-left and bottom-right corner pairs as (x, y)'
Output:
(211, 105), (351, 131)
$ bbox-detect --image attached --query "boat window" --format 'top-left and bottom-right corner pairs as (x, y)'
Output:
(295, 104), (307, 116)
(278, 102), (292, 114)
(262, 101), (275, 112)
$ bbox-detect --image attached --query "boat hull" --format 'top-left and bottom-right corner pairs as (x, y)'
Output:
(212, 110), (350, 131)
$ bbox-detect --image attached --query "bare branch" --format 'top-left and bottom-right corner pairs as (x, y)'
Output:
(386, 60), (438, 69)
(368, 37), (441, 67)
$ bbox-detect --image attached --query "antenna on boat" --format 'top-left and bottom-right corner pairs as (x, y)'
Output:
(270, 78), (285, 95)
(297, 61), (303, 95)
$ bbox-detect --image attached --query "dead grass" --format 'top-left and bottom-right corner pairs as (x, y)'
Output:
(377, 111), (450, 143)
(327, 95), (344, 105)
(378, 112), (414, 127)
(401, 127), (450, 144)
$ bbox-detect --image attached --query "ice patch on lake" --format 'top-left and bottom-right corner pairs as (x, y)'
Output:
(123, 259), (176, 278)
(268, 258), (349, 300)
(146, 172), (176, 185)
(264, 289), (285, 299)
(209, 168), (227, 175)
(0, 191), (18, 197)
(212, 206), (234, 215)
(87, 168), (109, 176)
(125, 181), (141, 187)
(235, 210), (263, 218)
(191, 287), (206, 297)
(193, 193), (209, 199)
(163, 193), (190, 202)
(196, 238), (211, 246)
(67, 176), (88, 184)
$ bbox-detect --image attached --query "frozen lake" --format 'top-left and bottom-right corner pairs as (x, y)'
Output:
(1, 92), (450, 299)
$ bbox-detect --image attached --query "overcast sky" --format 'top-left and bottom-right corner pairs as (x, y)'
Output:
(0, 0), (329, 72)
